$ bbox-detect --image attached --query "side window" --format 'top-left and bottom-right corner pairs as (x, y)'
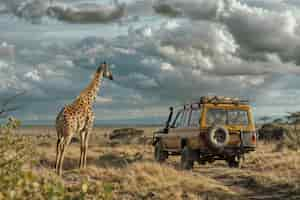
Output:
(190, 108), (201, 128)
(178, 110), (186, 128)
(184, 109), (191, 127)
(173, 110), (183, 128)
(172, 108), (198, 128)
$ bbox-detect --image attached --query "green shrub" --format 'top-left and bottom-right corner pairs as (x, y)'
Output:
(0, 117), (29, 175)
(0, 117), (66, 200)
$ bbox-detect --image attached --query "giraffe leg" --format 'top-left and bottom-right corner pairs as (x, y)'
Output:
(79, 131), (85, 169)
(55, 137), (61, 171)
(83, 129), (91, 168)
(83, 115), (94, 168)
(57, 136), (72, 176)
(55, 137), (65, 174)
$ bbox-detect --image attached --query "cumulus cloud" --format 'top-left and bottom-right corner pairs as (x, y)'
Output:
(0, 0), (49, 24)
(160, 62), (174, 71)
(153, 0), (226, 20)
(149, 0), (300, 117)
(0, 0), (126, 24)
(24, 70), (41, 82)
(3, 0), (300, 122)
(0, 42), (15, 62)
(153, 0), (300, 63)
(222, 2), (300, 61)
(96, 15), (300, 113)
(47, 2), (125, 24)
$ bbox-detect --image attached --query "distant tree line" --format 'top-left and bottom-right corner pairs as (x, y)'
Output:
(258, 111), (300, 130)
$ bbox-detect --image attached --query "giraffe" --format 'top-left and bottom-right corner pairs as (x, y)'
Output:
(55, 62), (113, 175)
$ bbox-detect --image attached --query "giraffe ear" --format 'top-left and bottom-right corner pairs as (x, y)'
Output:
(97, 62), (107, 73)
(108, 74), (113, 80)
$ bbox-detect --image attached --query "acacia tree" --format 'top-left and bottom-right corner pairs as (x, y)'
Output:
(273, 118), (284, 124)
(259, 116), (271, 124)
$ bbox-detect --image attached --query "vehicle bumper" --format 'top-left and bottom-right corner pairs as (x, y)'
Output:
(200, 145), (255, 155)
(221, 146), (256, 156)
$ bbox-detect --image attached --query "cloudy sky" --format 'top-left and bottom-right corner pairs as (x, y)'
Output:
(1, 0), (300, 124)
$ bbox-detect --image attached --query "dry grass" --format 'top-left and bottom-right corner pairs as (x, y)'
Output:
(15, 126), (300, 199)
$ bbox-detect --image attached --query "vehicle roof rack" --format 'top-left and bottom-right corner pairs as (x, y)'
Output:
(200, 96), (249, 105)
(174, 96), (249, 110)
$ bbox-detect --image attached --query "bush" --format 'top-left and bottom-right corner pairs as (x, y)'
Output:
(0, 117), (29, 175)
(276, 128), (300, 151)
(258, 123), (286, 141)
(0, 117), (67, 200)
(0, 117), (106, 200)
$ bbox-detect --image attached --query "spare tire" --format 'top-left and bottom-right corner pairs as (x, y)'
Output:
(207, 126), (230, 151)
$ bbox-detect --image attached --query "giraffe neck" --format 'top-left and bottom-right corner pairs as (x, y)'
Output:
(78, 69), (103, 106)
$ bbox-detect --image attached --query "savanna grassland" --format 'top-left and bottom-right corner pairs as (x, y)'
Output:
(2, 124), (300, 200)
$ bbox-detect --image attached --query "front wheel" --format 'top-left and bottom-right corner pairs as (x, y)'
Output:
(154, 141), (168, 162)
(181, 146), (194, 170)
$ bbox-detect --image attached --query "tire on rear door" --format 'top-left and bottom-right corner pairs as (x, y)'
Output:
(207, 125), (230, 151)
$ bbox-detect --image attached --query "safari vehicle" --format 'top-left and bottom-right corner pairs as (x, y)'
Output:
(152, 96), (257, 169)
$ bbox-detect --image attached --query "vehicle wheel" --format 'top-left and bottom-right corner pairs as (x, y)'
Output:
(207, 126), (230, 151)
(198, 160), (207, 165)
(154, 141), (168, 162)
(227, 156), (240, 168)
(181, 146), (194, 170)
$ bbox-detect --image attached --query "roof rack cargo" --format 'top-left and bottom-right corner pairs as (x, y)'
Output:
(200, 96), (249, 105)
(178, 96), (250, 110)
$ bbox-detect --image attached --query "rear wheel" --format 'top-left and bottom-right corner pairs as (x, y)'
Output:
(181, 146), (194, 170)
(227, 156), (240, 168)
(154, 141), (168, 162)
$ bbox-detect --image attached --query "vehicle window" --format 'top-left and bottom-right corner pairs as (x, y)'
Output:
(173, 110), (183, 128)
(206, 109), (227, 125)
(173, 109), (191, 128)
(177, 110), (187, 128)
(190, 109), (201, 127)
(206, 108), (249, 126)
(183, 109), (191, 127)
(228, 110), (249, 125)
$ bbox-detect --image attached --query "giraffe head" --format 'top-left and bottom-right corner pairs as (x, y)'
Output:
(97, 62), (113, 80)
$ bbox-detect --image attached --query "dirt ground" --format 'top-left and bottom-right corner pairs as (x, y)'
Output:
(19, 126), (300, 200)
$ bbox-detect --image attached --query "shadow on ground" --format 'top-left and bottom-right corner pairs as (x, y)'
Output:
(39, 156), (80, 171)
(94, 152), (144, 168)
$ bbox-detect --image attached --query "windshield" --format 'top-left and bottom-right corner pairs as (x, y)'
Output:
(206, 108), (249, 126)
